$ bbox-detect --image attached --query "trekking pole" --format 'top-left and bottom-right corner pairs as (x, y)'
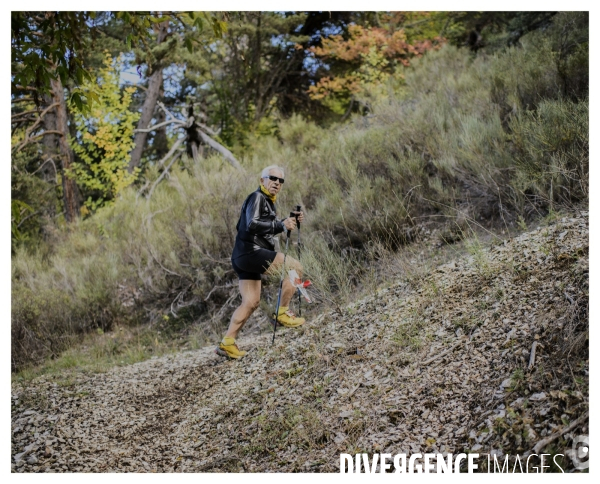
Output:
(295, 205), (302, 316)
(272, 213), (294, 345)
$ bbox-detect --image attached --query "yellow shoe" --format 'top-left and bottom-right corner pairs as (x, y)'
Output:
(215, 337), (247, 359)
(273, 306), (305, 328)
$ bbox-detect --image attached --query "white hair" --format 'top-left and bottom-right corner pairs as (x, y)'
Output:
(261, 165), (284, 178)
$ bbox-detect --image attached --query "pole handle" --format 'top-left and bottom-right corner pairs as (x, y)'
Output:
(289, 211), (297, 236)
(294, 205), (301, 229)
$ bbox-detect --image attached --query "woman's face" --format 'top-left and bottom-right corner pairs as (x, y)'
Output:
(261, 169), (284, 196)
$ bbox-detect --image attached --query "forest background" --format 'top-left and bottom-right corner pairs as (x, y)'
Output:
(10, 9), (589, 375)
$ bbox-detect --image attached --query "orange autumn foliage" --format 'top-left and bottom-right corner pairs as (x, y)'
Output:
(308, 23), (444, 103)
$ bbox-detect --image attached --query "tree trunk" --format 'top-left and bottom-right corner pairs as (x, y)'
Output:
(152, 91), (169, 159)
(50, 77), (81, 222)
(254, 12), (262, 122)
(128, 21), (169, 173)
(41, 94), (57, 157)
(40, 94), (59, 219)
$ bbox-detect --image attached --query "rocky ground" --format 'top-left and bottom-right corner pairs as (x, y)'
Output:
(11, 213), (589, 472)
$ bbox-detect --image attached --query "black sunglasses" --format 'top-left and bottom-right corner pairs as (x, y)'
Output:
(265, 175), (285, 184)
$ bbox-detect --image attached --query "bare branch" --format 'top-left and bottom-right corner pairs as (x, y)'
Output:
(27, 130), (64, 140)
(156, 100), (177, 120)
(11, 97), (34, 104)
(29, 156), (59, 182)
(11, 114), (37, 123)
(13, 85), (38, 92)
(17, 210), (40, 229)
(13, 131), (64, 153)
(11, 116), (37, 126)
(11, 109), (42, 120)
(12, 102), (60, 153)
(28, 102), (58, 124)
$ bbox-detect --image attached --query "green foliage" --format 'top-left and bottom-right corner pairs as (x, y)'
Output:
(11, 200), (34, 245)
(173, 12), (310, 149)
(117, 11), (227, 51)
(10, 145), (61, 251)
(543, 12), (588, 101)
(11, 11), (94, 108)
(11, 11), (228, 111)
(440, 12), (557, 51)
(68, 53), (141, 214)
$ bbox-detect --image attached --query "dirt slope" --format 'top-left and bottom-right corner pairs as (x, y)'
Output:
(11, 213), (589, 472)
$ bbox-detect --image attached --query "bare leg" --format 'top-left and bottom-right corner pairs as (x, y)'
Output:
(225, 280), (261, 339)
(268, 253), (303, 308)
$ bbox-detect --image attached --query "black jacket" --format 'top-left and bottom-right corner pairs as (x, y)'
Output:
(232, 188), (285, 259)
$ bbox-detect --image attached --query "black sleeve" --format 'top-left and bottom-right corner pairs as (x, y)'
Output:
(274, 219), (285, 234)
(246, 193), (279, 235)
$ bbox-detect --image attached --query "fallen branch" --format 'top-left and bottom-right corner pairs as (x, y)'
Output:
(134, 118), (185, 133)
(211, 292), (238, 322)
(196, 128), (242, 171)
(147, 151), (182, 200)
(340, 96), (355, 122)
(156, 137), (185, 167)
(197, 121), (220, 137)
(532, 412), (589, 454)
(564, 292), (575, 305)
(528, 341), (538, 370)
(204, 284), (228, 302)
(135, 138), (184, 198)
(345, 383), (361, 399)
(142, 234), (185, 280)
(196, 456), (241, 472)
(421, 340), (464, 366)
(420, 196), (504, 242)
(136, 179), (151, 200)
(170, 283), (195, 318)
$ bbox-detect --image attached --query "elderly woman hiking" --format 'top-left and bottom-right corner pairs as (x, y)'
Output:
(216, 165), (305, 359)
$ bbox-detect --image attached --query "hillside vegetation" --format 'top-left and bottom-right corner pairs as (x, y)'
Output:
(11, 214), (588, 472)
(12, 12), (588, 375)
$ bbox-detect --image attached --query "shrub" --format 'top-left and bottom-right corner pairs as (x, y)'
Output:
(509, 98), (589, 211)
